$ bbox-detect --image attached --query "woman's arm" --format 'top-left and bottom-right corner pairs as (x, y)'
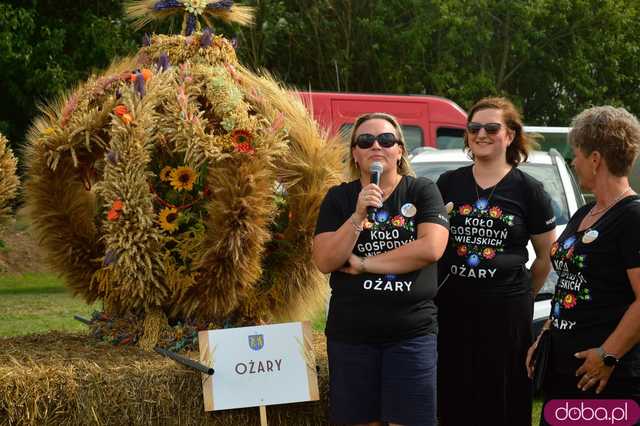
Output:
(574, 268), (640, 393)
(530, 229), (556, 295)
(312, 214), (364, 274)
(340, 222), (449, 275)
(312, 183), (383, 273)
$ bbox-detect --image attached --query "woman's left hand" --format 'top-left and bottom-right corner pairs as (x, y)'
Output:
(574, 348), (615, 393)
(339, 254), (365, 275)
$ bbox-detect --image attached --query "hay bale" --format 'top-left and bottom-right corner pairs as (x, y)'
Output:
(0, 331), (329, 425)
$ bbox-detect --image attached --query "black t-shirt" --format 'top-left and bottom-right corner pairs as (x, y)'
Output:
(314, 175), (449, 343)
(549, 195), (640, 378)
(436, 165), (556, 299)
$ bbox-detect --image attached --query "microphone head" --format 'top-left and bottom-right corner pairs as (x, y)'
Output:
(369, 162), (384, 175)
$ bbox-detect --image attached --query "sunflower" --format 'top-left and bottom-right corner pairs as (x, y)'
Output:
(158, 207), (180, 232)
(170, 166), (196, 191)
(159, 166), (174, 182)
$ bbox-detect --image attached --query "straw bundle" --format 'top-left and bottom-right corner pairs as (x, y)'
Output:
(0, 331), (329, 425)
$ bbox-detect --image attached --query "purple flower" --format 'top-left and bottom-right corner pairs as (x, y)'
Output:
(200, 28), (213, 48)
(106, 150), (119, 165)
(103, 250), (120, 266)
(231, 37), (238, 49)
(134, 70), (146, 97)
(153, 0), (183, 11)
(142, 33), (151, 47)
(157, 52), (170, 71)
(186, 14), (197, 36)
(207, 0), (233, 9)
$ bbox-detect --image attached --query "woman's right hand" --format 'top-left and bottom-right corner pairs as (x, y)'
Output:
(526, 339), (539, 378)
(356, 183), (384, 220)
(526, 320), (552, 378)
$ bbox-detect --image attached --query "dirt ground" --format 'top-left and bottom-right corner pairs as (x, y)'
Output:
(0, 214), (47, 274)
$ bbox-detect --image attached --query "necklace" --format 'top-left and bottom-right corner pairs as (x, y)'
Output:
(473, 167), (510, 210)
(588, 187), (632, 217)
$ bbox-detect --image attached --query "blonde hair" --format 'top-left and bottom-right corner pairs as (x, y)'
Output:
(347, 112), (415, 180)
(569, 106), (640, 177)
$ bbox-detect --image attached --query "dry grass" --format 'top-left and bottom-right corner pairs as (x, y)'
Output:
(0, 331), (329, 425)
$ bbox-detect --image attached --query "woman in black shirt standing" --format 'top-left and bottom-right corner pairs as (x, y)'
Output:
(527, 106), (640, 418)
(436, 97), (556, 425)
(313, 112), (449, 426)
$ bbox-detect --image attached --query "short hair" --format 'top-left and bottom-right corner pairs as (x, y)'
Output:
(347, 112), (415, 180)
(464, 97), (535, 166)
(569, 106), (640, 177)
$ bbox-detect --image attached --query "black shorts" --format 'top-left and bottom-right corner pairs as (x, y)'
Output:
(327, 334), (437, 426)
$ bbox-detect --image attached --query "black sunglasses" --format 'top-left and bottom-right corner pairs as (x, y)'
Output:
(467, 122), (502, 135)
(353, 133), (401, 149)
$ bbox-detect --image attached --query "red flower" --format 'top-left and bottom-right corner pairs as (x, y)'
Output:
(457, 245), (468, 256)
(232, 129), (253, 145)
(391, 215), (405, 227)
(566, 247), (574, 259)
(489, 206), (502, 219)
(482, 247), (496, 259)
(112, 199), (124, 211)
(107, 208), (121, 221)
(113, 105), (129, 116)
(234, 142), (255, 154)
(459, 204), (473, 216)
(562, 293), (577, 309)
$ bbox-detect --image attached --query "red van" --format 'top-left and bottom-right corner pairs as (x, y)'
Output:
(299, 92), (467, 152)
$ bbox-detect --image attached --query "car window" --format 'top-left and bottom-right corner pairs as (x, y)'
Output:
(412, 161), (571, 225)
(436, 128), (465, 149)
(339, 124), (424, 153)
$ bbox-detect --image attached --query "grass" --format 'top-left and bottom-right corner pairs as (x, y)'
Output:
(0, 272), (99, 336)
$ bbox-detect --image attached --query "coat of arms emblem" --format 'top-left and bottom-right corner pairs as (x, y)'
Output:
(248, 334), (264, 351)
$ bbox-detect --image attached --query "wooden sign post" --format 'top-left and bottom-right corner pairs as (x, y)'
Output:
(198, 321), (319, 418)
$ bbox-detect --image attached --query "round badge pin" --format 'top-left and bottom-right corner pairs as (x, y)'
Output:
(401, 203), (417, 218)
(582, 229), (599, 244)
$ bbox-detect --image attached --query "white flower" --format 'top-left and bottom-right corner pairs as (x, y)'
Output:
(180, 0), (208, 15)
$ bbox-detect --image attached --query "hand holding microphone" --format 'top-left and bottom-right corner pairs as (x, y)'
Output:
(354, 162), (384, 222)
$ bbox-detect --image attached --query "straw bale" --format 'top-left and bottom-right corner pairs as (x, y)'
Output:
(0, 331), (329, 425)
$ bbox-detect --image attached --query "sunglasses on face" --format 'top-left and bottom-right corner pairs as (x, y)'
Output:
(353, 133), (401, 149)
(467, 122), (502, 135)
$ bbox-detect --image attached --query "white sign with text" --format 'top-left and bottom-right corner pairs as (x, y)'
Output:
(198, 321), (319, 411)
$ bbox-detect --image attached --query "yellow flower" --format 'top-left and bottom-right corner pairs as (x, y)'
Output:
(158, 207), (180, 233)
(170, 166), (196, 191)
(159, 166), (174, 182)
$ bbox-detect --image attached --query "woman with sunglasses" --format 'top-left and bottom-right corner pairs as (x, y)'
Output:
(435, 97), (556, 425)
(313, 112), (449, 426)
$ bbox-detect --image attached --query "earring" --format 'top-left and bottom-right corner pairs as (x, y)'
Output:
(355, 162), (359, 169)
(397, 159), (401, 167)
(592, 169), (596, 176)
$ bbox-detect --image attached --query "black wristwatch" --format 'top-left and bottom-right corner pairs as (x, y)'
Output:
(597, 346), (620, 367)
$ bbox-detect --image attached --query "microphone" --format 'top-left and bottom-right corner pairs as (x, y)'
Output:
(368, 162), (384, 220)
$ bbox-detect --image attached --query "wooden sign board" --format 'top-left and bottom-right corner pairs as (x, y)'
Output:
(198, 321), (319, 411)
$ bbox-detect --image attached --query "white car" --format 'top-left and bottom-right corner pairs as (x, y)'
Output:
(410, 148), (585, 335)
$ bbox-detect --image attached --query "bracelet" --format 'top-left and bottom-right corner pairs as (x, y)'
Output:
(349, 215), (363, 233)
(359, 256), (367, 273)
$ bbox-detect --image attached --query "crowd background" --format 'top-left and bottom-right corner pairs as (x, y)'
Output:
(2, 0), (640, 157)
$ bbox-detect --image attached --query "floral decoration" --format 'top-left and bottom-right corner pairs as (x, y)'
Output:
(170, 166), (197, 191)
(159, 207), (180, 232)
(159, 166), (174, 182)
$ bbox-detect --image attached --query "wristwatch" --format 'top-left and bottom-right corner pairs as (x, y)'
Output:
(597, 346), (620, 367)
